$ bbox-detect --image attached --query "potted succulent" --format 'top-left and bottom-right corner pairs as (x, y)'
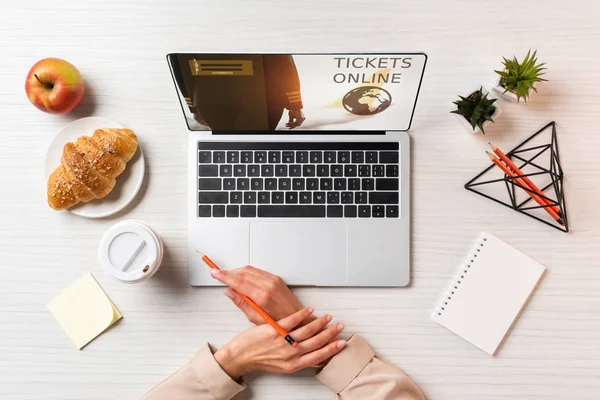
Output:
(492, 49), (547, 102)
(451, 86), (501, 135)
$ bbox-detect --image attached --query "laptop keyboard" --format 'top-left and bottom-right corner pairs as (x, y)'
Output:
(197, 142), (400, 218)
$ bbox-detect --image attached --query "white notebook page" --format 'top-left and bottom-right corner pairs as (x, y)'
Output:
(432, 232), (545, 355)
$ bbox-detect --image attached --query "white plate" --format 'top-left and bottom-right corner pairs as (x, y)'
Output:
(44, 117), (145, 218)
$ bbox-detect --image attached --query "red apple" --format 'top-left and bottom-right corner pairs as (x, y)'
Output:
(25, 58), (84, 114)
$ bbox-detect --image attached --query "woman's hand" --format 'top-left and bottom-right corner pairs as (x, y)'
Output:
(214, 307), (345, 380)
(210, 266), (306, 324)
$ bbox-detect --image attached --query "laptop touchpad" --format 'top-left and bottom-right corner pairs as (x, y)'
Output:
(249, 221), (348, 286)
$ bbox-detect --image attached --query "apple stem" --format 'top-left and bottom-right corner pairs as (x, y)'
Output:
(34, 74), (53, 89)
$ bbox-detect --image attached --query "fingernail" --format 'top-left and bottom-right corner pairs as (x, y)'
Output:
(337, 340), (346, 349)
(307, 307), (314, 313)
(223, 290), (234, 300)
(337, 323), (344, 332)
(210, 270), (221, 277)
(326, 314), (332, 322)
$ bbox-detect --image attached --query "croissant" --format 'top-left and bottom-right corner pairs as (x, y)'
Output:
(48, 128), (138, 210)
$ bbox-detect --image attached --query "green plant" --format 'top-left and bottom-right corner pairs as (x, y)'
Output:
(495, 49), (547, 102)
(451, 87), (497, 134)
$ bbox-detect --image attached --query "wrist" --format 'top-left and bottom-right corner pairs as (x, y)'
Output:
(214, 343), (246, 381)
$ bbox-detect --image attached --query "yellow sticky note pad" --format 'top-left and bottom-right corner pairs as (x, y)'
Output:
(48, 273), (122, 349)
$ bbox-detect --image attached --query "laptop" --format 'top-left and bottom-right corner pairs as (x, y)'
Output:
(167, 53), (427, 286)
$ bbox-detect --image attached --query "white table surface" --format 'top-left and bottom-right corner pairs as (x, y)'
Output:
(1, 1), (599, 399)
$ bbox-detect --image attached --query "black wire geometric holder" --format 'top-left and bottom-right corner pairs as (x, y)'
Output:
(465, 121), (569, 232)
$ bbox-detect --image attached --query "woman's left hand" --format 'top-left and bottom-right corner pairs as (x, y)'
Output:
(214, 307), (345, 380)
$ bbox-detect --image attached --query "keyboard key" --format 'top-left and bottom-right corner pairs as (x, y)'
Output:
(338, 151), (350, 163)
(227, 205), (239, 217)
(286, 192), (298, 204)
(351, 151), (364, 163)
(223, 178), (235, 190)
(258, 192), (270, 203)
(359, 205), (371, 217)
(234, 165), (246, 177)
(358, 165), (371, 177)
(272, 192), (284, 204)
(306, 178), (319, 191)
(362, 178), (374, 191)
(317, 165), (329, 177)
(386, 205), (399, 218)
(341, 192), (353, 204)
(303, 165), (315, 177)
(213, 205), (225, 217)
(320, 178), (333, 191)
(199, 192), (228, 204)
(241, 151), (253, 163)
(356, 192), (367, 204)
(373, 205), (385, 218)
(310, 151), (323, 163)
(379, 151), (399, 164)
(289, 165), (302, 177)
(278, 178), (291, 190)
(348, 178), (360, 191)
(376, 178), (399, 191)
(230, 192), (242, 204)
(331, 165), (343, 177)
(313, 192), (326, 204)
(324, 151), (336, 163)
(372, 165), (385, 177)
(244, 192), (257, 203)
(299, 192), (312, 204)
(327, 205), (343, 217)
(386, 165), (399, 177)
(220, 165), (233, 177)
(327, 192), (340, 204)
(248, 165), (260, 177)
(198, 178), (221, 190)
(258, 205), (326, 218)
(199, 151), (212, 163)
(199, 165), (218, 177)
(282, 151), (294, 163)
(213, 151), (226, 163)
(251, 178), (263, 190)
(334, 178), (346, 190)
(198, 205), (211, 217)
(268, 151), (281, 163)
(237, 178), (249, 191)
(293, 178), (305, 190)
(255, 151), (267, 163)
(366, 152), (378, 163)
(344, 165), (357, 177)
(344, 205), (357, 217)
(297, 151), (309, 163)
(241, 205), (256, 217)
(261, 165), (274, 177)
(275, 165), (288, 177)
(265, 178), (277, 191)
(227, 151), (239, 163)
(369, 192), (399, 204)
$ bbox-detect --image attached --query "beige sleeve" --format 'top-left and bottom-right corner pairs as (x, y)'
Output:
(140, 343), (246, 400)
(316, 335), (425, 400)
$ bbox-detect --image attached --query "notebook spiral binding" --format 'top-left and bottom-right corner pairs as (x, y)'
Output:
(434, 234), (488, 317)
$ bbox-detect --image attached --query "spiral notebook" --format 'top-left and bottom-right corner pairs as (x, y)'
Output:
(432, 232), (545, 355)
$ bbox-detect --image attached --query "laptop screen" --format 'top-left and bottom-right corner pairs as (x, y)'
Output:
(167, 53), (426, 132)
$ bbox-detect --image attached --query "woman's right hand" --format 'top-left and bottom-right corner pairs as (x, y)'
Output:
(214, 307), (345, 380)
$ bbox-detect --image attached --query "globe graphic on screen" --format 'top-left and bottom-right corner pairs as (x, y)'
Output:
(342, 86), (392, 115)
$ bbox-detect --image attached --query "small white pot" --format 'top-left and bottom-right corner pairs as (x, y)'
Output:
(453, 86), (502, 135)
(491, 75), (535, 103)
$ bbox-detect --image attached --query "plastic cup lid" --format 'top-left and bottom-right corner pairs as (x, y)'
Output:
(99, 220), (163, 283)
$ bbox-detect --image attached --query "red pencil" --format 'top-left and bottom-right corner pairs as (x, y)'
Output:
(196, 250), (298, 347)
(487, 152), (564, 225)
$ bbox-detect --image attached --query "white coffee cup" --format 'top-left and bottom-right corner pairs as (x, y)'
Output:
(99, 220), (164, 283)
